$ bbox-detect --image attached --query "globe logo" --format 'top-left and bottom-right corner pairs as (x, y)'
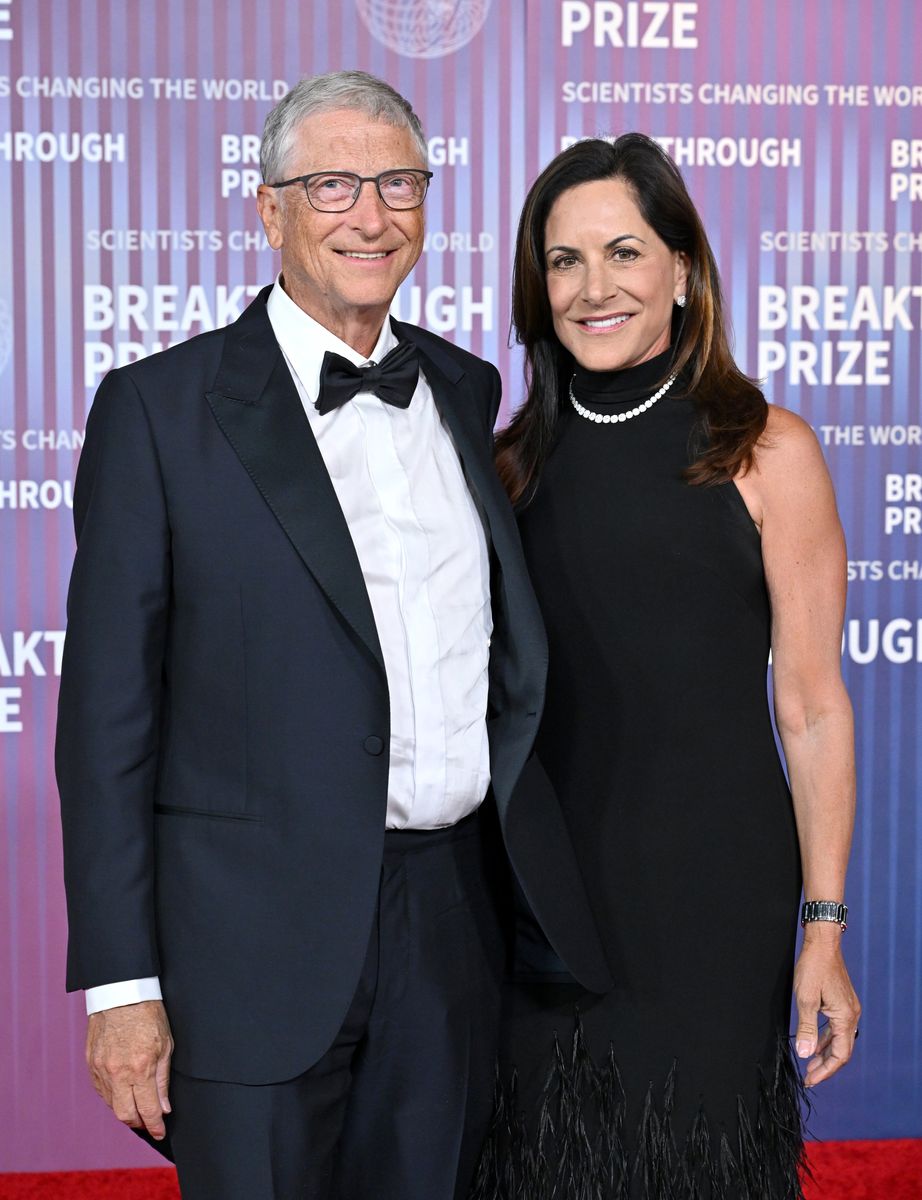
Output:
(0, 299), (11, 378)
(355, 0), (492, 59)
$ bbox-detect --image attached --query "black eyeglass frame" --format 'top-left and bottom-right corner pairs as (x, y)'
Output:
(269, 168), (434, 211)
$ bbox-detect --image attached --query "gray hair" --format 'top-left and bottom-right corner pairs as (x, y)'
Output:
(260, 70), (428, 183)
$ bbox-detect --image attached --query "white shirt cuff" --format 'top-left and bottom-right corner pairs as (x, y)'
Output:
(85, 977), (163, 1015)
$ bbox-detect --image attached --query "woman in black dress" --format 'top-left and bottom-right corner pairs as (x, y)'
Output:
(474, 136), (861, 1199)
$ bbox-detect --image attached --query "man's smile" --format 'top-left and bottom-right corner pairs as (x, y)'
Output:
(334, 248), (397, 259)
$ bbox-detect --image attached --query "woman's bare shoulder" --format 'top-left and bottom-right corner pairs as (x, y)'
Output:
(751, 404), (828, 481)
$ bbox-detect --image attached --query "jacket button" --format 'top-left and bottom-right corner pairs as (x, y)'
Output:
(363, 735), (385, 756)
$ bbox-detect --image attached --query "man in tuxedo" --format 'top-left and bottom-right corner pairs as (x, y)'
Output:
(57, 70), (609, 1199)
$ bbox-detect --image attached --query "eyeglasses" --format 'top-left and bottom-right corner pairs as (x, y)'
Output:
(269, 169), (433, 212)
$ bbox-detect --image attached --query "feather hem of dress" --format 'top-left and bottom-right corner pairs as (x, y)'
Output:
(470, 1016), (811, 1200)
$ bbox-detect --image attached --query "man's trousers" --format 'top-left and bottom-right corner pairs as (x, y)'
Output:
(160, 805), (509, 1200)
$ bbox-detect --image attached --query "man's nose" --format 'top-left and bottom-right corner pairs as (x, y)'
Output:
(349, 181), (390, 235)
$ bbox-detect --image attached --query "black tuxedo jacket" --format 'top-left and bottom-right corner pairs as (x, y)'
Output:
(56, 287), (611, 1084)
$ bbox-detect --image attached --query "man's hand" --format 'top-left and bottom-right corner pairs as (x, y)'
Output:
(86, 999), (174, 1140)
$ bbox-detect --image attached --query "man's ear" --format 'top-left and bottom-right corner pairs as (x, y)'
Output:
(257, 185), (285, 251)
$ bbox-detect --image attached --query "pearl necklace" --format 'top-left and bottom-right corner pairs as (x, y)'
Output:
(569, 372), (677, 424)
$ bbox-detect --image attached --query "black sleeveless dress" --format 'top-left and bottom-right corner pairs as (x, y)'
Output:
(474, 351), (807, 1200)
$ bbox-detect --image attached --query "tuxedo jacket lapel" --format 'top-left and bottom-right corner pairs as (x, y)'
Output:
(396, 324), (503, 551)
(206, 290), (386, 678)
(398, 324), (545, 640)
(205, 295), (543, 692)
(397, 323), (549, 747)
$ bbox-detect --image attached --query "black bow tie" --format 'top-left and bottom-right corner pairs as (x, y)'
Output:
(315, 340), (419, 416)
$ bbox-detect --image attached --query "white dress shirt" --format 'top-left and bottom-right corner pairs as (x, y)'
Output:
(86, 278), (493, 1014)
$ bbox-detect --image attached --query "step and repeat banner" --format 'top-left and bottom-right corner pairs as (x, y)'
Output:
(1, 0), (920, 1172)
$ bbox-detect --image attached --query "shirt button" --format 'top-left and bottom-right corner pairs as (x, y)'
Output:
(363, 735), (385, 756)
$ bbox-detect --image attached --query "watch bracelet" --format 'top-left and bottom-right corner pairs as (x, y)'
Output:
(801, 899), (848, 930)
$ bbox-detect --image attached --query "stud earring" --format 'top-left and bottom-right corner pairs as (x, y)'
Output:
(675, 294), (687, 308)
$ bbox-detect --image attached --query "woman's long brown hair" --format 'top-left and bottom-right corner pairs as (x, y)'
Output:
(496, 134), (767, 505)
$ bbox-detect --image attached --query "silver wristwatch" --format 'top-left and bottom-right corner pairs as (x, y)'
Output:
(801, 900), (848, 930)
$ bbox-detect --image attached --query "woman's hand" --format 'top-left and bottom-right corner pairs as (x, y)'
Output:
(793, 929), (861, 1087)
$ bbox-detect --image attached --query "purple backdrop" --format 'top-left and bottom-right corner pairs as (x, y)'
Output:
(1, 0), (920, 1172)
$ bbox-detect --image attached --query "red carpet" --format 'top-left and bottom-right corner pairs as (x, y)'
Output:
(1, 1141), (920, 1198)
(804, 1139), (922, 1198)
(0, 1170), (180, 1199)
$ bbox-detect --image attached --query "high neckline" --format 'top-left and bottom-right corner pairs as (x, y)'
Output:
(571, 347), (676, 409)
